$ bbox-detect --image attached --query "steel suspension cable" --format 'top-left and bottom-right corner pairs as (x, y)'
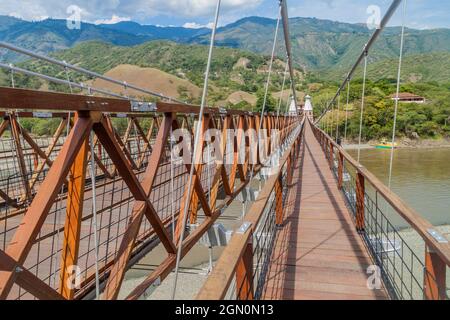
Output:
(388, 0), (407, 189)
(250, 4), (282, 183)
(89, 131), (101, 299)
(344, 81), (351, 141)
(336, 92), (341, 143)
(276, 59), (289, 129)
(357, 53), (368, 163)
(315, 0), (403, 125)
(171, 0), (221, 300)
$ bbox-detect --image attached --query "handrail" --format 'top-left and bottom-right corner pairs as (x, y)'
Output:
(196, 119), (305, 300)
(0, 86), (290, 117)
(309, 118), (450, 267)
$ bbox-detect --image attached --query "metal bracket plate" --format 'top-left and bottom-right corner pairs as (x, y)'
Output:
(32, 112), (52, 118)
(236, 222), (252, 234)
(139, 277), (161, 300)
(130, 101), (157, 112)
(427, 229), (449, 244)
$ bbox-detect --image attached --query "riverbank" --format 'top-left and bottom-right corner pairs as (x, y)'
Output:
(343, 138), (450, 150)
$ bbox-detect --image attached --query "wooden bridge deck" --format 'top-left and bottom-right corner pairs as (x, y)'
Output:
(262, 122), (389, 300)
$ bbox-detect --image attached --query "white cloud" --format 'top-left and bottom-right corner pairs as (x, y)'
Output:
(182, 22), (214, 29)
(0, 0), (263, 22)
(95, 14), (131, 25)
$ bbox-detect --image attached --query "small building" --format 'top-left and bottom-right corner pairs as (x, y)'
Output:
(303, 95), (314, 120)
(288, 96), (298, 116)
(390, 93), (426, 104)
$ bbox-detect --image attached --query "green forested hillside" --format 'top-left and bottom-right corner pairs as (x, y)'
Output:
(0, 41), (303, 108)
(312, 80), (450, 141)
(2, 15), (450, 76)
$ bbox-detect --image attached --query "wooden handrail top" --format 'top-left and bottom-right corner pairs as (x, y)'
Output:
(196, 120), (305, 300)
(310, 118), (450, 266)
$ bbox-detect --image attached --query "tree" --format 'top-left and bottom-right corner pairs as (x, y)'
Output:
(255, 89), (278, 113)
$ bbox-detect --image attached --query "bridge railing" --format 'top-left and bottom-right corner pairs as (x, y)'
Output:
(196, 120), (305, 300)
(310, 120), (450, 300)
(0, 86), (302, 300)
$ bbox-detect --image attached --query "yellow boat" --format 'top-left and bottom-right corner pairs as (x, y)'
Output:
(375, 139), (397, 149)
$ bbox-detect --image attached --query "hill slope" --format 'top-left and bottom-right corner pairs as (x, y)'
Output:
(92, 64), (202, 100)
(0, 41), (301, 107)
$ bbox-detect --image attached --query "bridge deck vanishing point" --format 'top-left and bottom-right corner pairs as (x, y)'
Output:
(262, 122), (389, 300)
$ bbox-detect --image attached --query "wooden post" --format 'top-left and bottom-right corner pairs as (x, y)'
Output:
(275, 174), (283, 226)
(338, 152), (344, 189)
(59, 124), (89, 299)
(356, 172), (365, 231)
(329, 142), (334, 169)
(235, 240), (254, 300)
(287, 154), (293, 186)
(424, 247), (447, 300)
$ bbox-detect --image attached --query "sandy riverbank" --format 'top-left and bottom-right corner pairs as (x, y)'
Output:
(343, 138), (450, 150)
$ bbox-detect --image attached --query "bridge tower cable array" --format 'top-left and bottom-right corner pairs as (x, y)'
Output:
(315, 0), (404, 125)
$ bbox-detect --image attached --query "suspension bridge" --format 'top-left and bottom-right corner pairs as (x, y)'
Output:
(0, 0), (448, 300)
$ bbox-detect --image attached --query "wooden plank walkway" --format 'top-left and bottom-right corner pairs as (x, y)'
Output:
(262, 122), (388, 300)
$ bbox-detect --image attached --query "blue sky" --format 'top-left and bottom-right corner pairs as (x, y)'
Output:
(1, 0), (449, 30)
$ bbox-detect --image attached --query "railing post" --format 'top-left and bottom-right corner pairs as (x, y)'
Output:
(338, 152), (344, 189)
(287, 153), (293, 186)
(236, 239), (254, 300)
(59, 113), (89, 299)
(275, 174), (283, 226)
(424, 247), (447, 300)
(356, 172), (365, 232)
(329, 142), (334, 169)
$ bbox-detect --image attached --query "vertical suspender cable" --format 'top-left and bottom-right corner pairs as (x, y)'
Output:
(357, 52), (368, 163)
(10, 66), (15, 88)
(336, 92), (341, 143)
(171, 0), (221, 300)
(250, 4), (282, 183)
(64, 65), (73, 136)
(344, 81), (351, 141)
(170, 127), (176, 241)
(388, 0), (407, 189)
(89, 131), (101, 299)
(276, 59), (289, 129)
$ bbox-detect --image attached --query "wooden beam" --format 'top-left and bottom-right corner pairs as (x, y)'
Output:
(0, 114), (93, 299)
(59, 130), (89, 299)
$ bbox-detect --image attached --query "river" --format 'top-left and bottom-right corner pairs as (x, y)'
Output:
(348, 147), (450, 228)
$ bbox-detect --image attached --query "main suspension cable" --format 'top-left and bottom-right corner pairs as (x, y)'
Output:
(388, 0), (407, 189)
(344, 80), (351, 142)
(357, 52), (368, 163)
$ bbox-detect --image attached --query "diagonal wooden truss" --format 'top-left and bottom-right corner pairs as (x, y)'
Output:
(0, 86), (301, 300)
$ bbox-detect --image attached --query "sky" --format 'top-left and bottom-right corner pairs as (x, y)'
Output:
(1, 0), (449, 30)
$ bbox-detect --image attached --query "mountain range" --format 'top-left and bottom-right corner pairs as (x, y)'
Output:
(1, 15), (450, 81)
